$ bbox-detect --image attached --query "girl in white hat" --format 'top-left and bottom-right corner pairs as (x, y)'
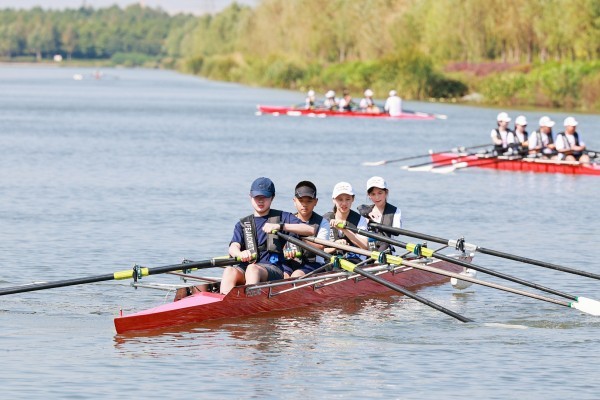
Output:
(357, 177), (402, 252)
(323, 182), (369, 261)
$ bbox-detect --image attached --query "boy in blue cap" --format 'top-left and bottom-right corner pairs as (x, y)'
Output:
(220, 177), (314, 295)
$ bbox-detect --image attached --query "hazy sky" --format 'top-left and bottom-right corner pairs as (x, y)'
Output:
(0, 0), (258, 14)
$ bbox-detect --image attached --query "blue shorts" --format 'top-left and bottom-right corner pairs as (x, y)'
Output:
(234, 263), (284, 281)
(283, 262), (323, 275)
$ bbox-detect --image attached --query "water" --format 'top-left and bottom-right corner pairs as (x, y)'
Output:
(0, 65), (599, 399)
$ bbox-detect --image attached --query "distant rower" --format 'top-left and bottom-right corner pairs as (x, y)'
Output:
(305, 90), (316, 110)
(491, 112), (517, 155)
(359, 89), (379, 113)
(555, 117), (590, 163)
(324, 90), (339, 111)
(528, 116), (556, 158)
(384, 90), (402, 117)
(513, 115), (529, 154)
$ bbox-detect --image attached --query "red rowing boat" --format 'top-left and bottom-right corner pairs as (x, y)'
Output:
(256, 105), (438, 120)
(431, 152), (600, 176)
(114, 256), (466, 334)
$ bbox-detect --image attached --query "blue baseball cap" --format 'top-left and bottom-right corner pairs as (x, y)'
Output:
(250, 177), (275, 198)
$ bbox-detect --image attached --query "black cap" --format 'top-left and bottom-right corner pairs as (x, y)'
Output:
(294, 180), (317, 199)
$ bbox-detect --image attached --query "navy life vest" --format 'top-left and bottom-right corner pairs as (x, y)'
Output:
(285, 212), (324, 269)
(239, 209), (283, 260)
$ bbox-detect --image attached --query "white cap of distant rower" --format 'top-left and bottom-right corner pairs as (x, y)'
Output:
(539, 116), (555, 127)
(332, 182), (355, 198)
(515, 115), (527, 126)
(497, 112), (511, 122)
(307, 90), (315, 97)
(389, 90), (397, 97)
(326, 90), (335, 98)
(366, 176), (387, 191)
(564, 116), (578, 126)
(364, 89), (374, 97)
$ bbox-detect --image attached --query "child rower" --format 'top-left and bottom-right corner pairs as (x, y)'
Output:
(491, 112), (517, 155)
(220, 177), (315, 295)
(528, 116), (556, 158)
(323, 182), (369, 261)
(358, 176), (402, 253)
(283, 181), (330, 278)
(555, 117), (590, 163)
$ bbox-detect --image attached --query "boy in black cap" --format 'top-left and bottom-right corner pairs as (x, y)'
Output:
(283, 181), (330, 278)
(220, 177), (314, 294)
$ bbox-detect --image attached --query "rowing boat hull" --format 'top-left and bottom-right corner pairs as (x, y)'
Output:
(114, 257), (466, 334)
(257, 105), (436, 120)
(431, 152), (600, 176)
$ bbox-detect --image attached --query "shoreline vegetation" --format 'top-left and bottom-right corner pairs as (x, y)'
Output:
(2, 1), (600, 112)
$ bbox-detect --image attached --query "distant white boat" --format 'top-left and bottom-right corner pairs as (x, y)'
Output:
(72, 71), (118, 81)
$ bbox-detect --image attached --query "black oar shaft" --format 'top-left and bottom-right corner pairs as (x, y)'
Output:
(309, 234), (577, 310)
(476, 246), (600, 280)
(278, 232), (473, 323)
(368, 223), (600, 281)
(348, 227), (577, 301)
(0, 258), (238, 296)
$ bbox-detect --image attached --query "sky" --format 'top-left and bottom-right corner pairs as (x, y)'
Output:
(0, 0), (258, 15)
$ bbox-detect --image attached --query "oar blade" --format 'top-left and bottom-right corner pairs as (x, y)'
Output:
(406, 165), (435, 172)
(362, 160), (386, 166)
(571, 297), (600, 316)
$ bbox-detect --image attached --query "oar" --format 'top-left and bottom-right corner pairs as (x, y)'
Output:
(0, 257), (240, 296)
(403, 109), (448, 120)
(276, 232), (473, 323)
(368, 223), (600, 281)
(404, 149), (491, 172)
(342, 225), (599, 305)
(362, 143), (491, 166)
(305, 235), (600, 316)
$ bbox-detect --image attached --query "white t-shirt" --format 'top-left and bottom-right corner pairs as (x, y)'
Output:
(314, 218), (330, 264)
(528, 130), (553, 154)
(384, 96), (402, 116)
(324, 98), (339, 109)
(555, 133), (585, 151)
(359, 98), (374, 109)
(490, 128), (516, 147)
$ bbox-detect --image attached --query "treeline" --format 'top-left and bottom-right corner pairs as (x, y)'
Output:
(2, 1), (600, 110)
(0, 5), (192, 65)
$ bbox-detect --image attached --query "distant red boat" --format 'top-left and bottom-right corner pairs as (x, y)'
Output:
(431, 152), (600, 176)
(256, 105), (441, 120)
(114, 256), (466, 334)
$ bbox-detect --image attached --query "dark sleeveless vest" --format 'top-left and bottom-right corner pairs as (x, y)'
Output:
(358, 203), (397, 251)
(239, 209), (283, 260)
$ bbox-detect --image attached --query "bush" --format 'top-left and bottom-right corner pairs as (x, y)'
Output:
(111, 52), (154, 67)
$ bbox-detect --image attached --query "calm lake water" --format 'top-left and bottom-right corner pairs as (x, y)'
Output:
(0, 65), (598, 399)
